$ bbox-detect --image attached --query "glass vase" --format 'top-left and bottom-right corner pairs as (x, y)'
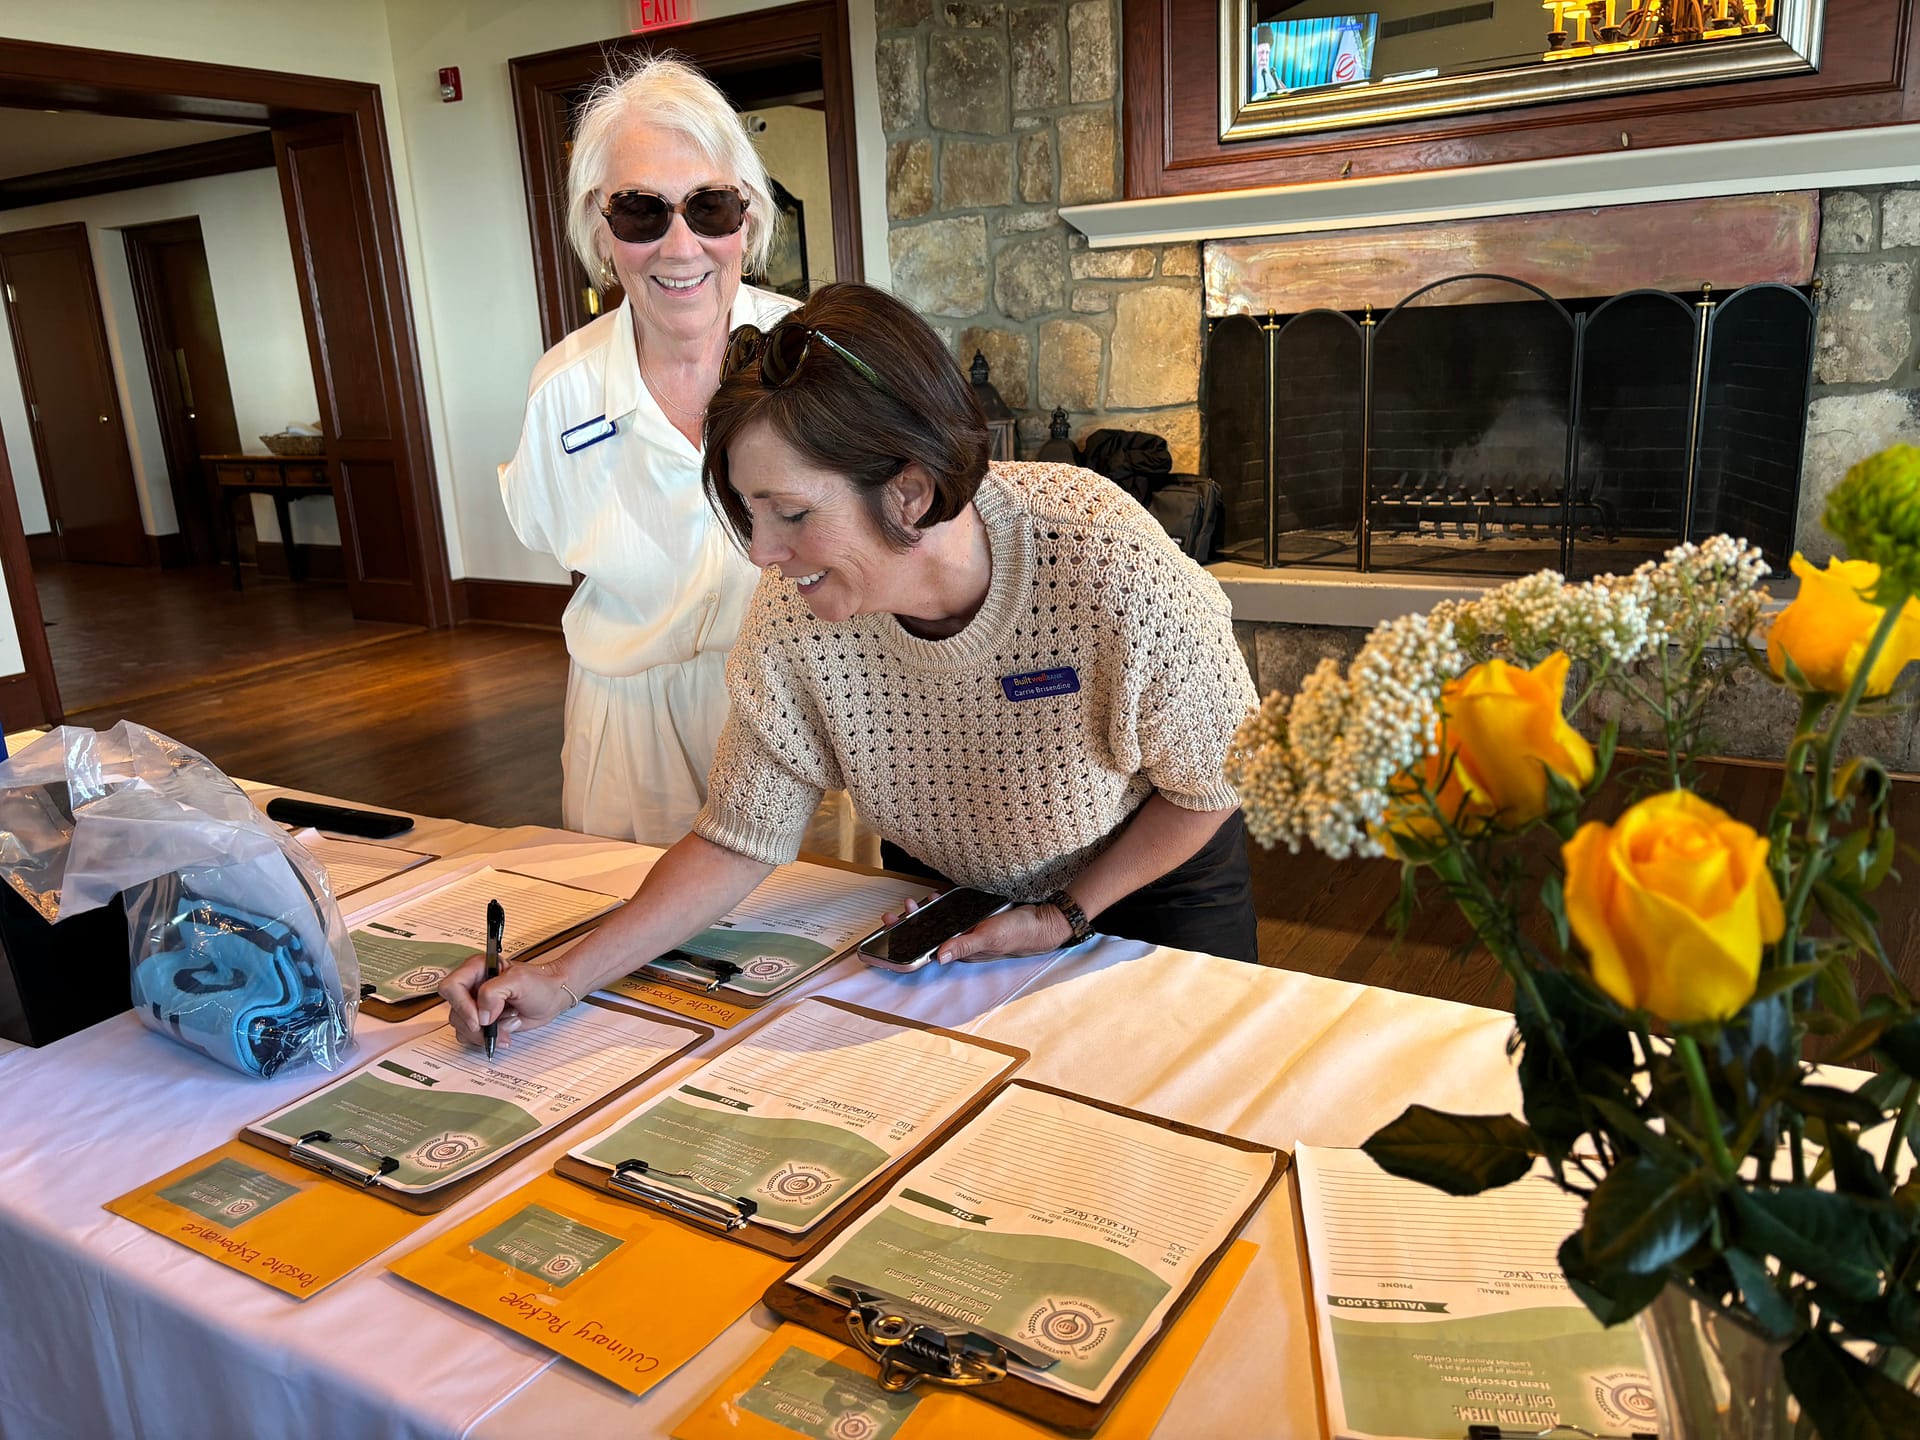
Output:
(1634, 1282), (1794, 1439)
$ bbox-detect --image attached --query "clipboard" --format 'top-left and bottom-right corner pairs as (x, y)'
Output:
(238, 997), (710, 1214)
(553, 997), (1027, 1259)
(355, 869), (622, 1022)
(762, 1079), (1287, 1437)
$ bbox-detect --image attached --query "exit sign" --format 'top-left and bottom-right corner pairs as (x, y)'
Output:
(629, 0), (694, 30)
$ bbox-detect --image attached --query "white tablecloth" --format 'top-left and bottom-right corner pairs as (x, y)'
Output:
(0, 830), (1523, 1440)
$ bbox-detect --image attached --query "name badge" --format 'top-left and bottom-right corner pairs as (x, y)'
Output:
(560, 415), (616, 454)
(1000, 667), (1080, 702)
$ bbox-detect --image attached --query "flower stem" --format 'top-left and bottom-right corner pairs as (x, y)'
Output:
(1886, 1080), (1919, 1186)
(1677, 1033), (1737, 1180)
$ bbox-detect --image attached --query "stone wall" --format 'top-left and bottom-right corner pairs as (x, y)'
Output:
(1796, 183), (1920, 564)
(876, 0), (1204, 469)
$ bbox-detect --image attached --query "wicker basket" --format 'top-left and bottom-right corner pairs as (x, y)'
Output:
(259, 432), (324, 458)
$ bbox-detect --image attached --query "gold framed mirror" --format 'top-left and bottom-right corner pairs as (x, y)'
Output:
(1221, 1), (1825, 141)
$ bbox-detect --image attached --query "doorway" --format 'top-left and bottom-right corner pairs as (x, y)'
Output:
(0, 40), (457, 730)
(0, 224), (148, 566)
(123, 215), (239, 568)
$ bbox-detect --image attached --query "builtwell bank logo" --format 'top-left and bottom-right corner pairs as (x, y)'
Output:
(1023, 1297), (1115, 1362)
(1000, 667), (1081, 702)
(1590, 1369), (1658, 1430)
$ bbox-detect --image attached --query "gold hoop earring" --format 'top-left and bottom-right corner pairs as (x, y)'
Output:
(600, 256), (618, 287)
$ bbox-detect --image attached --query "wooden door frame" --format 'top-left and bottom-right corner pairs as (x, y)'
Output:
(509, 0), (862, 352)
(123, 215), (228, 568)
(0, 222), (149, 567)
(0, 37), (453, 654)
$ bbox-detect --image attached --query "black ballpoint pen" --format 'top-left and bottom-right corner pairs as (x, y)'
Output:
(482, 898), (505, 1060)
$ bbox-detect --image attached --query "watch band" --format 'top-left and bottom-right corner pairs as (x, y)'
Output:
(1043, 889), (1092, 944)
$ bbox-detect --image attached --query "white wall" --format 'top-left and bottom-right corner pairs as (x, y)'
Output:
(0, 166), (334, 547)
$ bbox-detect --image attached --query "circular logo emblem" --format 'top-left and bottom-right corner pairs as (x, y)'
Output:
(412, 1132), (483, 1169)
(542, 1253), (582, 1280)
(829, 1412), (881, 1440)
(1023, 1298), (1115, 1361)
(399, 966), (447, 993)
(222, 1198), (258, 1219)
(1591, 1370), (1659, 1428)
(760, 1163), (838, 1203)
(741, 955), (796, 980)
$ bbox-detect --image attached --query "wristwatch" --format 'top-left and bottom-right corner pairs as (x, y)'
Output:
(1043, 889), (1092, 945)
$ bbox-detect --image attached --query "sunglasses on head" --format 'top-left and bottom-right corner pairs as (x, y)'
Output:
(599, 185), (749, 245)
(722, 321), (895, 402)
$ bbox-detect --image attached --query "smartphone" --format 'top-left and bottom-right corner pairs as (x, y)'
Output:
(857, 887), (1016, 973)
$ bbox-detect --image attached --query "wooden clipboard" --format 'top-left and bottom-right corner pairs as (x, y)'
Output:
(553, 997), (1027, 1260)
(238, 996), (710, 1214)
(761, 1079), (1288, 1437)
(355, 870), (623, 1023)
(622, 856), (935, 1012)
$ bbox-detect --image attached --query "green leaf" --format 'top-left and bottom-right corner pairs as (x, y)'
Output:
(1556, 1231), (1667, 1325)
(1539, 872), (1571, 954)
(1817, 951), (1865, 1026)
(1722, 1246), (1799, 1339)
(1815, 879), (1891, 968)
(1750, 961), (1827, 1005)
(1829, 1016), (1899, 1068)
(1783, 1331), (1920, 1440)
(1792, 1083), (1892, 1129)
(1361, 1107), (1537, 1196)
(1732, 1188), (1896, 1302)
(1594, 716), (1619, 783)
(1878, 1019), (1920, 1079)
(1826, 1123), (1896, 1201)
(1588, 1096), (1687, 1166)
(1581, 1156), (1717, 1275)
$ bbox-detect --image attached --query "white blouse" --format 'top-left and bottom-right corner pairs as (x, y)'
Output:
(500, 283), (798, 676)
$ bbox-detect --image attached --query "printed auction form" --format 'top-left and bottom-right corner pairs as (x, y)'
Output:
(1296, 1144), (1654, 1440)
(348, 865), (622, 1004)
(570, 1000), (1019, 1231)
(795, 1085), (1275, 1403)
(250, 1004), (699, 1193)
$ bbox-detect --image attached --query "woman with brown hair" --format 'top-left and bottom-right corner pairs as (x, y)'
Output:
(445, 283), (1258, 1046)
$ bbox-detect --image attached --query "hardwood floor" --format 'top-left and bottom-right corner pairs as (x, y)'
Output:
(36, 560), (415, 713)
(44, 611), (1920, 1014)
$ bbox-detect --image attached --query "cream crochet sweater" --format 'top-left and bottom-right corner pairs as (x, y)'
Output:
(694, 461), (1256, 900)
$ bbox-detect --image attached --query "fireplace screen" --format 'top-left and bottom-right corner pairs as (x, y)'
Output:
(1205, 275), (1817, 579)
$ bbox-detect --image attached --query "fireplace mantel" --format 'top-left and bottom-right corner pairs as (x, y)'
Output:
(1060, 122), (1920, 249)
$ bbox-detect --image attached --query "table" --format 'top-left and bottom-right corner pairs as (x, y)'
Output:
(0, 812), (1524, 1440)
(202, 452), (331, 589)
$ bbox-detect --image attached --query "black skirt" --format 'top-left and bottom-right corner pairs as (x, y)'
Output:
(879, 809), (1260, 964)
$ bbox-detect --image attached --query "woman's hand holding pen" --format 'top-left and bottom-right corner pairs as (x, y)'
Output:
(439, 955), (575, 1051)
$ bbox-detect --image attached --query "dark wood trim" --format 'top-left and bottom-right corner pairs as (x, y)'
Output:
(0, 132), (274, 212)
(1124, 0), (1920, 199)
(256, 539), (344, 581)
(144, 531), (192, 568)
(451, 576), (574, 629)
(509, 0), (863, 351)
(0, 415), (61, 725)
(23, 532), (59, 566)
(0, 37), (455, 630)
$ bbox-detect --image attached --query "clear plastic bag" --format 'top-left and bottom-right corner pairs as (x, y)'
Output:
(0, 723), (358, 1076)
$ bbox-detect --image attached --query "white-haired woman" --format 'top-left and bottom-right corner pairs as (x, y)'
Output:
(500, 56), (822, 847)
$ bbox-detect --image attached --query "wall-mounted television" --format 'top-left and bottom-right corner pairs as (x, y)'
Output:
(1251, 13), (1379, 97)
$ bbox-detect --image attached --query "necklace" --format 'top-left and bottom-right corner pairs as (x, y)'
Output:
(642, 364), (713, 419)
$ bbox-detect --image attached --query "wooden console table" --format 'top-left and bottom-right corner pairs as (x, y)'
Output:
(202, 452), (330, 589)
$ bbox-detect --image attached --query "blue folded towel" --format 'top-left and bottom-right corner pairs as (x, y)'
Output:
(131, 888), (347, 1078)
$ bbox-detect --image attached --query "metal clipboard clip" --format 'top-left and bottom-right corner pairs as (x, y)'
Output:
(287, 1129), (399, 1187)
(656, 951), (741, 994)
(607, 1158), (758, 1230)
(826, 1277), (1058, 1393)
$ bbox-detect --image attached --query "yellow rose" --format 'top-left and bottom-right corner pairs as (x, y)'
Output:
(1563, 791), (1785, 1024)
(1766, 554), (1920, 697)
(1378, 652), (1595, 852)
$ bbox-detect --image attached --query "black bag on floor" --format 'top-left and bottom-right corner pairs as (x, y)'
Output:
(1148, 474), (1222, 562)
(1079, 428), (1172, 504)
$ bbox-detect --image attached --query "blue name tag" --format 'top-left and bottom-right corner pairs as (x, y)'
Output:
(560, 415), (616, 454)
(1000, 667), (1080, 702)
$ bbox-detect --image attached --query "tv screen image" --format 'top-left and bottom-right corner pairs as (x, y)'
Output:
(1251, 13), (1379, 97)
